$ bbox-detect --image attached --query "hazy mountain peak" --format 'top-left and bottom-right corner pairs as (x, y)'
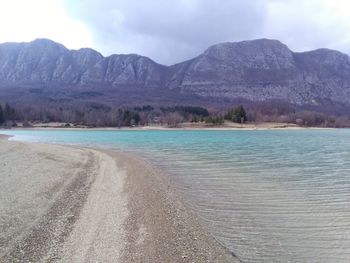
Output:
(201, 38), (295, 70)
(28, 38), (67, 51)
(204, 38), (289, 53)
(75, 47), (102, 55)
(298, 48), (350, 63)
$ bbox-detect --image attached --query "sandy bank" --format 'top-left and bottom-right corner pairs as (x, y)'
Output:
(0, 135), (127, 262)
(0, 135), (235, 262)
(12, 121), (330, 130)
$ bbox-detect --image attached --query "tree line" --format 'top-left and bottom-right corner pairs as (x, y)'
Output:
(1, 101), (350, 128)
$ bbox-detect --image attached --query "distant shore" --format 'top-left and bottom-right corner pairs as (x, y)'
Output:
(0, 135), (235, 262)
(9, 121), (332, 131)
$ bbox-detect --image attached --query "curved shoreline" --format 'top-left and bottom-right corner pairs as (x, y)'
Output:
(106, 149), (237, 262)
(0, 135), (236, 262)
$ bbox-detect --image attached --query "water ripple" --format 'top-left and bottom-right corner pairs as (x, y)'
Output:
(3, 129), (350, 262)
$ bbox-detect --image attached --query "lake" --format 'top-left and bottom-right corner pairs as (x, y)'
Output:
(2, 129), (350, 262)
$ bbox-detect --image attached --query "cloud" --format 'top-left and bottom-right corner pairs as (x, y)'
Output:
(62, 0), (350, 65)
(0, 0), (92, 49)
(263, 0), (350, 54)
(62, 0), (267, 64)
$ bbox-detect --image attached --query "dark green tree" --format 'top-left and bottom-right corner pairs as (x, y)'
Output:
(233, 105), (247, 123)
(0, 104), (4, 124)
(132, 112), (141, 125)
(4, 103), (15, 121)
(225, 105), (247, 123)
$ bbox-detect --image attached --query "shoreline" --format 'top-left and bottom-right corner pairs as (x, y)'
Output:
(108, 149), (236, 262)
(6, 120), (336, 131)
(5, 124), (334, 131)
(0, 135), (236, 262)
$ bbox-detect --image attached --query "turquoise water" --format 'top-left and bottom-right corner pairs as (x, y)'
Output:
(2, 129), (350, 262)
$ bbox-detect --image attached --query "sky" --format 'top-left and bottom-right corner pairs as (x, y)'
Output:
(0, 0), (350, 65)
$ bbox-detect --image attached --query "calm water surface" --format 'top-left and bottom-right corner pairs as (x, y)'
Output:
(2, 129), (350, 262)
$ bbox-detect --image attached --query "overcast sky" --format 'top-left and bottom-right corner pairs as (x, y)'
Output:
(0, 0), (350, 65)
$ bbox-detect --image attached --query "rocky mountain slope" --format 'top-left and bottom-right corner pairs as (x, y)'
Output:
(169, 39), (350, 106)
(0, 39), (167, 87)
(1, 38), (350, 110)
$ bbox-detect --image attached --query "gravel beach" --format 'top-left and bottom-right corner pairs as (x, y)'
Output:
(0, 135), (236, 262)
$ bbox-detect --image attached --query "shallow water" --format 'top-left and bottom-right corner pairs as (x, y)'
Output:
(2, 129), (350, 262)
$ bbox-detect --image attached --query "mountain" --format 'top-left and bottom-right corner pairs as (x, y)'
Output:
(1, 38), (350, 112)
(0, 38), (167, 87)
(170, 39), (350, 107)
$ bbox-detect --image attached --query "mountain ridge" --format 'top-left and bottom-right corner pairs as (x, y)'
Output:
(1, 38), (350, 111)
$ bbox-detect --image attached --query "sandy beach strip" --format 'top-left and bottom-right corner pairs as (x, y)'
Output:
(0, 135), (236, 262)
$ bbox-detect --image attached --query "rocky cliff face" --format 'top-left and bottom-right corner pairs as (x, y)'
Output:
(169, 39), (350, 106)
(79, 54), (167, 88)
(1, 38), (350, 108)
(0, 39), (167, 88)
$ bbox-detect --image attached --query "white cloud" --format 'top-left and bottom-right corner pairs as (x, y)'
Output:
(0, 0), (92, 49)
(264, 0), (350, 53)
